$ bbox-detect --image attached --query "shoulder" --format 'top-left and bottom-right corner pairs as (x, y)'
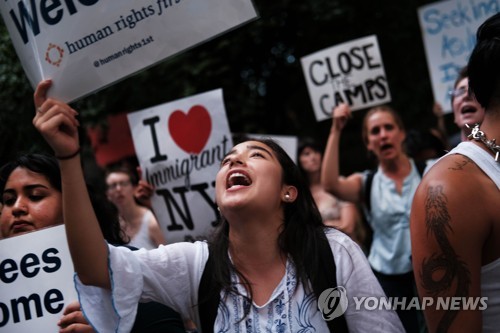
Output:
(411, 152), (494, 256)
(419, 152), (493, 205)
(127, 240), (209, 271)
(324, 228), (370, 275)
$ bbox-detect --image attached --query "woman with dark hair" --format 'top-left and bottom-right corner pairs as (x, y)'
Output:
(297, 137), (363, 244)
(0, 153), (184, 333)
(31, 80), (403, 332)
(0, 153), (127, 244)
(411, 13), (500, 333)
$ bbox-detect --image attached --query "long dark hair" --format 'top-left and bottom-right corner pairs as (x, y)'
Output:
(208, 138), (326, 305)
(297, 137), (324, 186)
(468, 12), (500, 110)
(0, 153), (128, 245)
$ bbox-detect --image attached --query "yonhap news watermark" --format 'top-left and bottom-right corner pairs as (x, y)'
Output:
(318, 287), (488, 320)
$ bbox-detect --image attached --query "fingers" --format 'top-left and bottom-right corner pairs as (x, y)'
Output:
(136, 166), (143, 180)
(34, 79), (52, 110)
(58, 322), (95, 333)
(32, 91), (81, 157)
(331, 103), (351, 131)
(58, 307), (94, 333)
(63, 300), (81, 315)
(33, 105), (80, 144)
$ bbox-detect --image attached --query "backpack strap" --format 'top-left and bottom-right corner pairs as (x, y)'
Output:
(363, 169), (376, 213)
(415, 159), (427, 176)
(198, 253), (218, 333)
(310, 234), (349, 333)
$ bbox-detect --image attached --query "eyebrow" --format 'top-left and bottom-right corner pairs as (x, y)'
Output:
(3, 184), (50, 194)
(224, 144), (274, 159)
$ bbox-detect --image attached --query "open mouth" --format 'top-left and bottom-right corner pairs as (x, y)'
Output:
(226, 171), (252, 189)
(380, 143), (393, 152)
(461, 106), (477, 114)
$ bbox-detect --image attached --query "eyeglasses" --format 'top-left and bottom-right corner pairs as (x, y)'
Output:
(448, 87), (468, 98)
(106, 180), (131, 191)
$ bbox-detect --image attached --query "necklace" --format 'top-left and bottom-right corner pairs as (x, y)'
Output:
(466, 123), (500, 162)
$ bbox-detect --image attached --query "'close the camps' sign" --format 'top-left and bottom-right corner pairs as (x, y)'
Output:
(0, 0), (257, 102)
(301, 35), (391, 122)
(0, 225), (77, 332)
(127, 89), (232, 243)
(418, 0), (499, 112)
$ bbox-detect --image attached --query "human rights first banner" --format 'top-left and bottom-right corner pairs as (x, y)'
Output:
(0, 0), (257, 102)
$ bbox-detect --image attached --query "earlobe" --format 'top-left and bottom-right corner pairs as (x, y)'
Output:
(283, 186), (298, 202)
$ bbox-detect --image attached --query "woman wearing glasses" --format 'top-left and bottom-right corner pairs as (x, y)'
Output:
(448, 66), (486, 148)
(105, 166), (167, 249)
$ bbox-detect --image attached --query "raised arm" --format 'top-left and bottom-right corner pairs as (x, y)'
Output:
(321, 104), (363, 202)
(33, 80), (110, 289)
(410, 157), (487, 332)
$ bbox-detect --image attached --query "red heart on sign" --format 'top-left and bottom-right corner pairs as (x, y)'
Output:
(168, 105), (212, 154)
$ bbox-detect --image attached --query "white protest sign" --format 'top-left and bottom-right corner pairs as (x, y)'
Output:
(0, 0), (257, 103)
(128, 89), (232, 243)
(418, 0), (499, 112)
(301, 35), (391, 122)
(0, 225), (77, 332)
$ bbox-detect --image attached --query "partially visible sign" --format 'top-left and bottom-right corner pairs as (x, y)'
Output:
(418, 0), (499, 112)
(127, 89), (232, 243)
(0, 0), (257, 102)
(0, 225), (77, 332)
(301, 35), (391, 121)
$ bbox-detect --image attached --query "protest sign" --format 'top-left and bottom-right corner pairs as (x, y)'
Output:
(301, 35), (391, 122)
(127, 89), (232, 243)
(418, 0), (499, 112)
(0, 0), (257, 102)
(0, 225), (77, 332)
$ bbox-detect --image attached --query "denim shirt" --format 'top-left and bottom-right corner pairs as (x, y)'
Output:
(364, 159), (421, 275)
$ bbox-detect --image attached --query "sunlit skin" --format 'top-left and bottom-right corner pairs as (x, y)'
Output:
(214, 140), (296, 305)
(0, 167), (63, 238)
(365, 111), (406, 162)
(452, 77), (485, 132)
(215, 141), (289, 224)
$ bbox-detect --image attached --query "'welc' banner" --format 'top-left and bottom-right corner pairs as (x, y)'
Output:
(127, 89), (232, 243)
(301, 35), (391, 122)
(418, 0), (499, 112)
(0, 225), (77, 332)
(0, 0), (257, 102)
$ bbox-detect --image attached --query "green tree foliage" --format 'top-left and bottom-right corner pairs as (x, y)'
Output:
(1, 0), (441, 171)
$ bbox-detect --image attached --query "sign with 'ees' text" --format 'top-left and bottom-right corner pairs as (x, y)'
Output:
(0, 225), (77, 332)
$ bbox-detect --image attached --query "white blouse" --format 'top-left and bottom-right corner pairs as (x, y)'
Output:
(75, 228), (404, 332)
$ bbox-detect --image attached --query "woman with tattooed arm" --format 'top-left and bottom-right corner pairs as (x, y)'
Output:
(410, 13), (500, 333)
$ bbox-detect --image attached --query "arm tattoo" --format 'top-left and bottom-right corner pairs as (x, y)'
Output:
(420, 185), (471, 332)
(448, 156), (473, 171)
